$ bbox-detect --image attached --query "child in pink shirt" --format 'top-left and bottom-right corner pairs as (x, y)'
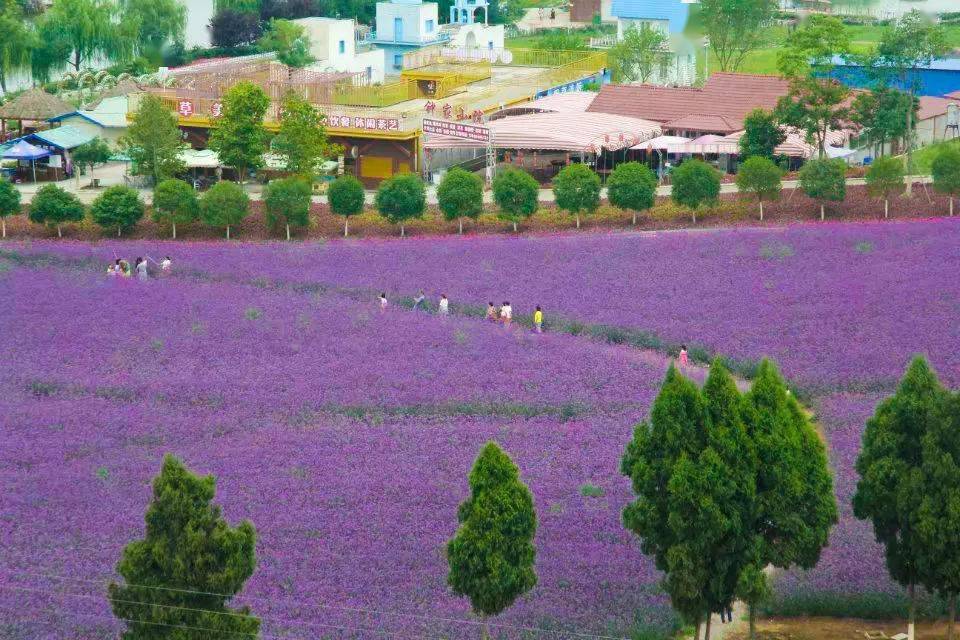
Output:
(678, 345), (689, 367)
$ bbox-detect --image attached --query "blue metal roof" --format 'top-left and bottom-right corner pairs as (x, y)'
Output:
(610, 0), (691, 33)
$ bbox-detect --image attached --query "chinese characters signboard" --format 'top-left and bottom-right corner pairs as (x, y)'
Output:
(322, 114), (401, 131)
(177, 100), (195, 117)
(422, 118), (490, 143)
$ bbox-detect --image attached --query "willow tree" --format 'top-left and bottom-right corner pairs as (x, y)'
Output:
(0, 1), (35, 93)
(38, 0), (138, 72)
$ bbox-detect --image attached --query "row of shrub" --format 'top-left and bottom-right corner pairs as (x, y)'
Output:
(3, 148), (960, 240)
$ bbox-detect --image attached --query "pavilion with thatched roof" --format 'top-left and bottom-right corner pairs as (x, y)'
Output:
(0, 89), (75, 141)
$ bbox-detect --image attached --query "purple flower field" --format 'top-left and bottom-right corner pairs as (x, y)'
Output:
(1, 266), (676, 639)
(4, 217), (959, 634)
(9, 217), (960, 392)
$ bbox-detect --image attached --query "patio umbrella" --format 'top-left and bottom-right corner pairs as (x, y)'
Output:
(2, 140), (52, 183)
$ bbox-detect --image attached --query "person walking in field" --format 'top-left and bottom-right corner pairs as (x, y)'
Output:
(533, 306), (543, 333)
(379, 292), (388, 313)
(486, 302), (497, 322)
(135, 257), (148, 280)
(438, 294), (449, 316)
(412, 289), (426, 311)
(160, 256), (172, 273)
(500, 301), (512, 327)
(678, 344), (689, 367)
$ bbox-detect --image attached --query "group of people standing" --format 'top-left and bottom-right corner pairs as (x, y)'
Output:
(107, 256), (172, 280)
(378, 291), (544, 333)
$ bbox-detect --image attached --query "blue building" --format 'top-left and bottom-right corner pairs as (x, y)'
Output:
(449, 0), (489, 25)
(606, 0), (698, 86)
(369, 0), (449, 74)
(828, 57), (960, 97)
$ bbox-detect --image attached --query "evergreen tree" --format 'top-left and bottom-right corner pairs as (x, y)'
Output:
(447, 442), (537, 633)
(264, 176), (312, 240)
(865, 156), (905, 219)
(109, 454), (259, 639)
(0, 177), (21, 239)
(200, 181), (249, 239)
(152, 178), (199, 239)
(327, 174), (365, 237)
(28, 184), (85, 238)
(742, 360), (838, 639)
(90, 185), (145, 237)
(854, 357), (948, 640)
(491, 166), (538, 232)
(553, 163), (600, 230)
(739, 109), (785, 160)
(606, 161), (656, 225)
(120, 94), (186, 186)
(209, 81), (270, 183)
(273, 93), (336, 178)
(671, 160), (720, 224)
(437, 167), (483, 234)
(374, 173), (425, 237)
(735, 156), (782, 221)
(71, 137), (113, 186)
(931, 146), (960, 217)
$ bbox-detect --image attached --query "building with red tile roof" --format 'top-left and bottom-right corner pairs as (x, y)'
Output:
(586, 73), (791, 135)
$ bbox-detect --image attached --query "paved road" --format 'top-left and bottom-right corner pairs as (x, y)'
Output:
(9, 161), (930, 206)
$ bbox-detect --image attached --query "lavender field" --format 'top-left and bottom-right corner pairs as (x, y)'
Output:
(3, 217), (960, 635)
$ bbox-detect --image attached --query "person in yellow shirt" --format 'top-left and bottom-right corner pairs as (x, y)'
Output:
(534, 306), (543, 333)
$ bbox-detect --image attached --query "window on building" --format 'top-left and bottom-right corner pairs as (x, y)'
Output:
(394, 53), (403, 68)
(426, 19), (434, 32)
(338, 40), (346, 54)
(366, 66), (373, 80)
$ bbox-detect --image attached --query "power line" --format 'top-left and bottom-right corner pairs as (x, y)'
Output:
(0, 567), (634, 640)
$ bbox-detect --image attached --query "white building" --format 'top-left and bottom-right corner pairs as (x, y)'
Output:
(294, 17), (387, 83)
(606, 0), (698, 86)
(184, 0), (216, 49)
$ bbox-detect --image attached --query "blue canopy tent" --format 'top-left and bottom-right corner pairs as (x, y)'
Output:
(2, 140), (51, 183)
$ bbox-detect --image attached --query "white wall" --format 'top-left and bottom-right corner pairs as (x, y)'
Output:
(616, 18), (668, 40)
(296, 17), (387, 83)
(448, 24), (504, 50)
(376, 1), (438, 43)
(56, 117), (126, 148)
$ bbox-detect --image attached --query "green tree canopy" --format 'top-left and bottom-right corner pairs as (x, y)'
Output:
(200, 180), (250, 239)
(854, 358), (949, 639)
(865, 155), (904, 219)
(121, 0), (187, 60)
(374, 173), (425, 237)
(607, 161), (657, 225)
(437, 167), (483, 234)
(259, 18), (315, 67)
(553, 163), (600, 229)
(28, 184), (85, 237)
(264, 176), (312, 240)
(741, 359), (837, 637)
(798, 157), (846, 220)
(492, 166), (538, 232)
(152, 178), (199, 239)
(739, 109), (785, 160)
(931, 146), (960, 217)
(109, 454), (260, 638)
(0, 1), (35, 93)
(71, 137), (113, 183)
(0, 176), (21, 239)
(447, 442), (537, 622)
(850, 86), (916, 157)
(90, 185), (145, 236)
(735, 156), (782, 221)
(38, 0), (137, 72)
(608, 25), (671, 84)
(777, 14), (850, 78)
(208, 81), (270, 183)
(272, 93), (336, 178)
(775, 77), (850, 159)
(327, 174), (365, 237)
(120, 93), (186, 185)
(671, 160), (720, 223)
(699, 0), (778, 73)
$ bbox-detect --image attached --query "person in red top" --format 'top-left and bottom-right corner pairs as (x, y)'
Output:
(678, 345), (689, 367)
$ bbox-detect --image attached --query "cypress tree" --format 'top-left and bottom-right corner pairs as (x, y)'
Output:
(447, 442), (537, 635)
(854, 357), (948, 640)
(741, 359), (838, 638)
(109, 455), (259, 639)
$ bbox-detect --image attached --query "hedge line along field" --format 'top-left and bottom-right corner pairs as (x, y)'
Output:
(4, 217), (960, 630)
(0, 264), (678, 639)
